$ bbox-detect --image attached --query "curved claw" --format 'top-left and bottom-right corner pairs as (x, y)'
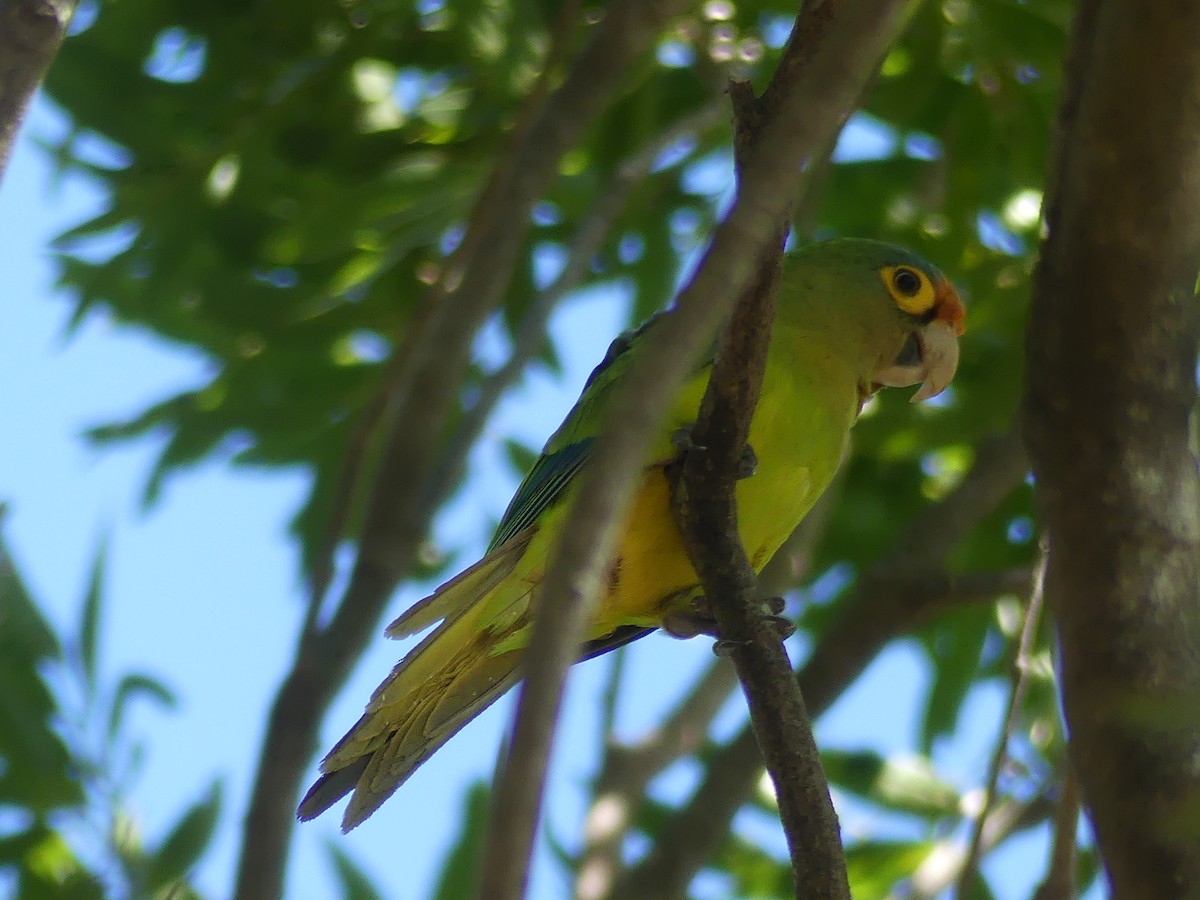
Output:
(765, 614), (796, 640)
(712, 638), (749, 658)
(736, 443), (758, 479)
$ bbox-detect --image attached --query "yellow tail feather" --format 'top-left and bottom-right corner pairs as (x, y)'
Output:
(383, 528), (533, 640)
(297, 533), (539, 830)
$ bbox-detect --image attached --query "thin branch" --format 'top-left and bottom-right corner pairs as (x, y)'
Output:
(476, 3), (915, 897)
(955, 541), (1048, 899)
(612, 435), (1030, 900)
(666, 69), (849, 896)
(909, 794), (1057, 899)
(577, 655), (740, 900)
(302, 0), (586, 616)
(0, 0), (77, 184)
(1033, 767), (1081, 900)
(576, 654), (738, 900)
(430, 100), (729, 498)
(233, 4), (688, 897)
(576, 484), (836, 899)
(574, 482), (839, 899)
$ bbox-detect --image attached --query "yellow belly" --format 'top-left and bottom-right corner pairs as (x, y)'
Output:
(588, 348), (853, 636)
(591, 455), (818, 634)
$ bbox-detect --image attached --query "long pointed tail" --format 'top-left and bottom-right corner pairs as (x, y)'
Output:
(298, 534), (534, 830)
(298, 629), (522, 830)
(296, 528), (659, 830)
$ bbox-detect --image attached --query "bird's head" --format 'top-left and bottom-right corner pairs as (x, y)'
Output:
(783, 238), (966, 403)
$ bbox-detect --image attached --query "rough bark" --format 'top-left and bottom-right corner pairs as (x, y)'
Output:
(1023, 0), (1200, 894)
(661, 72), (848, 897)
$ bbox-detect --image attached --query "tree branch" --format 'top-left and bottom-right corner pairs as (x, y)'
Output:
(233, 3), (688, 897)
(576, 482), (836, 899)
(1033, 768), (1081, 900)
(0, 0), (76, 184)
(429, 100), (729, 505)
(955, 543), (1047, 898)
(576, 658), (739, 900)
(910, 793), (1057, 899)
(477, 2), (915, 897)
(1023, 0), (1200, 893)
(664, 70), (849, 896)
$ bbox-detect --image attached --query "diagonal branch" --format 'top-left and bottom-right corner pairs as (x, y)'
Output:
(576, 658), (739, 900)
(1033, 767), (1081, 900)
(232, 4), (689, 897)
(429, 100), (729, 503)
(476, 2), (915, 898)
(303, 0), (586, 616)
(954, 540), (1047, 898)
(910, 793), (1058, 899)
(574, 486), (836, 900)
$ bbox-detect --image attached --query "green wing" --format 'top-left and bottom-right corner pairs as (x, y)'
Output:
(489, 308), (715, 554)
(488, 313), (670, 552)
(488, 438), (592, 551)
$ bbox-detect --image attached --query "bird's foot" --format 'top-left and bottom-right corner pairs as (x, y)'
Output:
(661, 597), (719, 640)
(736, 443), (758, 480)
(670, 425), (757, 479)
(764, 613), (796, 641)
(670, 424), (703, 456)
(662, 595), (794, 654)
(712, 638), (747, 658)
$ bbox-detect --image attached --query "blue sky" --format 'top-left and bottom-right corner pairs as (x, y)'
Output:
(2, 94), (1086, 899)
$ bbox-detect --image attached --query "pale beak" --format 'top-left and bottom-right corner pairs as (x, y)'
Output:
(872, 278), (965, 403)
(872, 318), (961, 403)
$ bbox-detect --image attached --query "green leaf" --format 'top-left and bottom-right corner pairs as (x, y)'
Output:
(145, 780), (222, 893)
(822, 749), (961, 819)
(0, 524), (83, 813)
(107, 672), (178, 742)
(845, 840), (937, 899)
(431, 780), (491, 900)
(502, 437), (539, 478)
(918, 604), (995, 752)
(78, 535), (108, 696)
(713, 829), (791, 899)
(0, 825), (105, 900)
(326, 841), (386, 900)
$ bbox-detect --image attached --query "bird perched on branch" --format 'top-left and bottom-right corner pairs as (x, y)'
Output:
(299, 238), (965, 830)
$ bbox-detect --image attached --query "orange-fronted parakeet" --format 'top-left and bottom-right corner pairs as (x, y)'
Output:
(299, 238), (965, 830)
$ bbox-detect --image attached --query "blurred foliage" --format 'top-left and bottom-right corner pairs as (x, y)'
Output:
(0, 521), (213, 899)
(21, 0), (1105, 895)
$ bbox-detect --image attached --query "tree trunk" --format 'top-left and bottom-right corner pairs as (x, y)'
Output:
(1024, 1), (1200, 895)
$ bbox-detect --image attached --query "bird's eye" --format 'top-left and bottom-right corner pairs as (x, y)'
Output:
(881, 264), (937, 316)
(892, 267), (922, 297)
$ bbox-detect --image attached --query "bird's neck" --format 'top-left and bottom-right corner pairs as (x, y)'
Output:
(764, 321), (867, 429)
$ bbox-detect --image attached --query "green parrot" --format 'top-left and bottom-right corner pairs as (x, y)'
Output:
(298, 238), (966, 830)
